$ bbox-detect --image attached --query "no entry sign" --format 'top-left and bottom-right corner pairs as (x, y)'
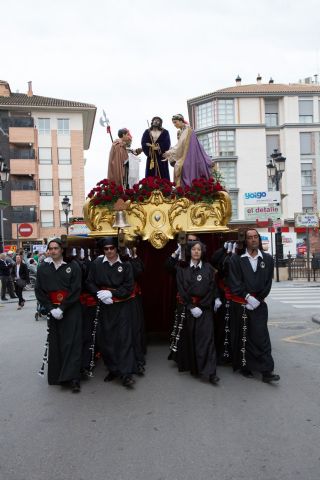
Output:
(18, 223), (33, 237)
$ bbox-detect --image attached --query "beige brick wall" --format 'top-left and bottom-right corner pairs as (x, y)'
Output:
(9, 127), (35, 144)
(10, 159), (37, 175)
(71, 130), (85, 217)
(11, 191), (38, 206)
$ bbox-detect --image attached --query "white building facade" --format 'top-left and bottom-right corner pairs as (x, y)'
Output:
(187, 77), (320, 230)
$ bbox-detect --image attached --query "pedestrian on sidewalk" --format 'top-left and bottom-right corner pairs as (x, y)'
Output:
(0, 253), (16, 300)
(12, 255), (29, 309)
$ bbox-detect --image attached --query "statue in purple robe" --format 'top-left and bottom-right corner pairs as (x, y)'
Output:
(141, 116), (171, 180)
(163, 114), (213, 187)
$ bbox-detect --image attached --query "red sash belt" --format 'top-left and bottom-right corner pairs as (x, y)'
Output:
(133, 282), (142, 296)
(49, 290), (69, 305)
(100, 286), (136, 303)
(229, 293), (246, 305)
(177, 293), (201, 305)
(80, 292), (97, 307)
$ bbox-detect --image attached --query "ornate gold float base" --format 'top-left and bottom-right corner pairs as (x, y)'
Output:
(83, 190), (232, 249)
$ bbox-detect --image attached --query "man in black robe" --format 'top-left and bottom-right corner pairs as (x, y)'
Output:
(141, 116), (171, 179)
(169, 240), (220, 385)
(229, 229), (280, 383)
(86, 237), (137, 388)
(35, 238), (82, 393)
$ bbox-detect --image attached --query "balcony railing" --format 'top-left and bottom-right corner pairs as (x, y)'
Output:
(9, 117), (34, 128)
(10, 148), (35, 159)
(12, 213), (37, 223)
(11, 181), (36, 191)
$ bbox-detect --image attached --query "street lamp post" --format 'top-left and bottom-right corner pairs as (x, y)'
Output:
(266, 149), (286, 282)
(61, 195), (71, 234)
(0, 154), (10, 253)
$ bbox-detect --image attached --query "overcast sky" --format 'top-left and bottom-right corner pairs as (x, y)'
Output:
(2, 0), (320, 193)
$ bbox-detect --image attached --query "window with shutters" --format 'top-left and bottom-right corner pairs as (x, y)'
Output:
(299, 99), (313, 123)
(57, 118), (70, 135)
(39, 179), (53, 196)
(41, 210), (54, 228)
(195, 102), (213, 129)
(300, 132), (313, 155)
(59, 179), (72, 196)
(302, 194), (313, 213)
(38, 147), (52, 164)
(38, 118), (50, 135)
(217, 161), (237, 188)
(213, 131), (235, 156)
(58, 148), (71, 165)
(198, 132), (213, 157)
(265, 100), (279, 127)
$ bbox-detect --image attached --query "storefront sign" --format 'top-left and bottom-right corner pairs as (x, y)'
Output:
(244, 191), (281, 205)
(245, 205), (282, 221)
(294, 213), (319, 228)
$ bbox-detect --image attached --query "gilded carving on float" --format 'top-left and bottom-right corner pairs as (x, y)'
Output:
(83, 189), (232, 249)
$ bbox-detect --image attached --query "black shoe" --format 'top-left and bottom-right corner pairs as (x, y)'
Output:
(209, 375), (220, 385)
(137, 364), (145, 376)
(262, 372), (280, 383)
(122, 375), (135, 388)
(104, 371), (118, 382)
(71, 379), (81, 393)
(1, 298), (8, 301)
(241, 369), (254, 378)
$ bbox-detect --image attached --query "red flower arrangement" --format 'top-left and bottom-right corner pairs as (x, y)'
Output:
(87, 176), (224, 207)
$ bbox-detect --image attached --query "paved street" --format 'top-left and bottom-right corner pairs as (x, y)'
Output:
(0, 284), (320, 480)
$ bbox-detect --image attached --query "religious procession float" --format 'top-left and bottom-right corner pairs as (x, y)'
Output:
(63, 175), (232, 333)
(63, 114), (234, 332)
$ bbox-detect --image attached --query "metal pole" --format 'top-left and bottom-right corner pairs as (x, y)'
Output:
(275, 243), (280, 282)
(17, 223), (19, 251)
(0, 208), (4, 252)
(65, 211), (69, 235)
(306, 227), (310, 282)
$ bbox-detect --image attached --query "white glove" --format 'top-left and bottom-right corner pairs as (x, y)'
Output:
(50, 307), (63, 320)
(172, 245), (181, 258)
(245, 304), (254, 310)
(101, 297), (113, 305)
(246, 295), (260, 309)
(190, 307), (202, 318)
(214, 298), (223, 313)
(97, 290), (112, 301)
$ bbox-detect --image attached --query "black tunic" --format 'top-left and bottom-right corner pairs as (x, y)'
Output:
(35, 260), (82, 385)
(211, 249), (233, 364)
(229, 252), (275, 372)
(86, 257), (137, 376)
(171, 262), (217, 379)
(128, 257), (146, 367)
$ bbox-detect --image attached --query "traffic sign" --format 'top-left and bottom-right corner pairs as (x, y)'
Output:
(294, 213), (319, 228)
(18, 223), (33, 237)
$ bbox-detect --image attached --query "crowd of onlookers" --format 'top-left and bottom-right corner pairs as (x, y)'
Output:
(0, 248), (49, 308)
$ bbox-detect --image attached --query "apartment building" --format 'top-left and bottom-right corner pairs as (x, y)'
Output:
(187, 76), (320, 251)
(0, 80), (96, 249)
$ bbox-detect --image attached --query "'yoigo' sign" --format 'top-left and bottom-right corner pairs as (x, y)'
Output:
(244, 191), (280, 205)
